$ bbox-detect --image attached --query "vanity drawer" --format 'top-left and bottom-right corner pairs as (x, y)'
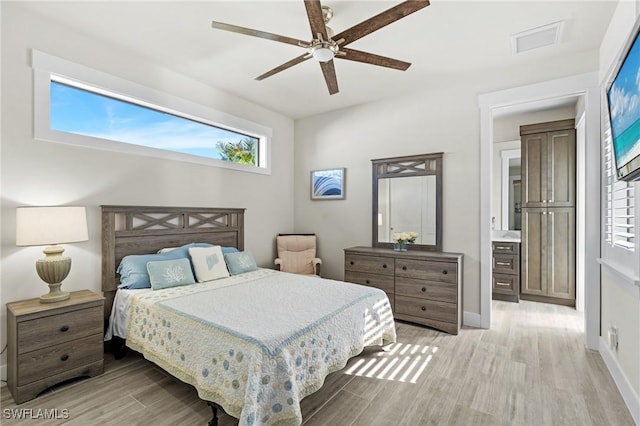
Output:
(492, 273), (518, 294)
(395, 259), (457, 283)
(492, 242), (519, 255)
(345, 254), (394, 276)
(395, 278), (456, 304)
(18, 334), (103, 386)
(395, 295), (457, 324)
(345, 271), (394, 293)
(493, 254), (519, 275)
(17, 306), (103, 354)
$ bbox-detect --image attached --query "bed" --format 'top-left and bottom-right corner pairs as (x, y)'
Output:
(101, 206), (396, 426)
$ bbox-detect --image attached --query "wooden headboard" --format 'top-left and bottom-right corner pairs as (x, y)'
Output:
(101, 205), (245, 321)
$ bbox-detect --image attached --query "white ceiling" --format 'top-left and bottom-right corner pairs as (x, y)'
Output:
(15, 1), (617, 119)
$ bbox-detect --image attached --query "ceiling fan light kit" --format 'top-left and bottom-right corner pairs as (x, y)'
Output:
(211, 0), (430, 95)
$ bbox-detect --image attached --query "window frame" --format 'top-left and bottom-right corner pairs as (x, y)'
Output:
(33, 50), (272, 174)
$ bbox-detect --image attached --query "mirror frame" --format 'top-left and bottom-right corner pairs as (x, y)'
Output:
(372, 152), (443, 252)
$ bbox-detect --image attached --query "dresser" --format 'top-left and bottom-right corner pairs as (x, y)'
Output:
(6, 290), (104, 404)
(344, 247), (463, 335)
(492, 241), (520, 303)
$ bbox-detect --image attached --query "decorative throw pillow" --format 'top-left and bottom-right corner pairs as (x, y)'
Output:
(224, 251), (258, 275)
(146, 258), (196, 290)
(188, 246), (230, 282)
(117, 250), (187, 289)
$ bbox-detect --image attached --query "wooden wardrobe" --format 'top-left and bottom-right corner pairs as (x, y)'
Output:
(520, 119), (576, 306)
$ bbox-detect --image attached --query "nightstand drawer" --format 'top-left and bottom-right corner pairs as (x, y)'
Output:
(18, 333), (103, 386)
(395, 259), (457, 283)
(345, 254), (394, 276)
(395, 277), (456, 304)
(17, 306), (103, 354)
(493, 273), (518, 294)
(492, 242), (519, 255)
(345, 271), (394, 293)
(395, 295), (457, 324)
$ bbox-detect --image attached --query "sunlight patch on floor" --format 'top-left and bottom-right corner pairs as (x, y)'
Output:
(345, 342), (437, 384)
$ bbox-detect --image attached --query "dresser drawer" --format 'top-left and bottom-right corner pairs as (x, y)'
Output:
(492, 242), (519, 255)
(395, 278), (456, 304)
(395, 259), (457, 283)
(395, 295), (457, 324)
(17, 306), (103, 354)
(345, 254), (394, 276)
(345, 271), (394, 293)
(18, 334), (103, 386)
(493, 254), (519, 275)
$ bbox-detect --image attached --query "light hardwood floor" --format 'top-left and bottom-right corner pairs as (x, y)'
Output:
(1, 300), (634, 425)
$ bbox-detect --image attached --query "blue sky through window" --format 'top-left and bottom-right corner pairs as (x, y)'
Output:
(50, 81), (258, 162)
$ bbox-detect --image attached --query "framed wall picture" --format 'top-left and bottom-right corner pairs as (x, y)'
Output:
(311, 168), (346, 200)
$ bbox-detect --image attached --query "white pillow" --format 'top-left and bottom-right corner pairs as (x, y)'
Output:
(188, 246), (230, 282)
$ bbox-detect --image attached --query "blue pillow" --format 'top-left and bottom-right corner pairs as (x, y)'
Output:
(117, 251), (185, 289)
(222, 246), (239, 254)
(224, 251), (258, 275)
(147, 258), (195, 290)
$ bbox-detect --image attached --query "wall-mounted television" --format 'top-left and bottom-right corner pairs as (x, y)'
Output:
(606, 17), (640, 182)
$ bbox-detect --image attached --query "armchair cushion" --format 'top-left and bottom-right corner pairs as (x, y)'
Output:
(275, 234), (321, 276)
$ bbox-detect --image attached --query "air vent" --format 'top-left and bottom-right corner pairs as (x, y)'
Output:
(511, 21), (564, 54)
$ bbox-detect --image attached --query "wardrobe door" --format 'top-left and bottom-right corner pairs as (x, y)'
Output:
(546, 208), (576, 300)
(547, 130), (576, 207)
(522, 133), (547, 208)
(521, 208), (547, 296)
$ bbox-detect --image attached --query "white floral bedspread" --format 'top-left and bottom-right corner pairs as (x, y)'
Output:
(126, 269), (396, 426)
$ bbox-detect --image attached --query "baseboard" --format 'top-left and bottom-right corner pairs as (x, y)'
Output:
(599, 337), (640, 424)
(463, 311), (482, 328)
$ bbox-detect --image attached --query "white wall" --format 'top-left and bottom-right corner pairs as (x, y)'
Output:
(0, 3), (295, 374)
(597, 0), (640, 417)
(295, 43), (599, 319)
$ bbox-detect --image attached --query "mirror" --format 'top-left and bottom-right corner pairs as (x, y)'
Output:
(499, 149), (521, 231)
(372, 153), (443, 251)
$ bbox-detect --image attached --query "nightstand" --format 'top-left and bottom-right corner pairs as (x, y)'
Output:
(6, 290), (104, 404)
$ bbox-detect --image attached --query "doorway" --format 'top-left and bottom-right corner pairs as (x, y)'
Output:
(479, 72), (601, 350)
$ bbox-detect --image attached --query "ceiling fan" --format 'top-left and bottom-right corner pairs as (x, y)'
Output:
(211, 0), (430, 95)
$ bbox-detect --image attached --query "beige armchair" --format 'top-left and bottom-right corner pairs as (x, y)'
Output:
(275, 234), (322, 276)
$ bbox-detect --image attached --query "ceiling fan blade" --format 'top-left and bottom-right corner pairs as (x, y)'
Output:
(255, 54), (311, 81)
(333, 0), (430, 47)
(320, 60), (339, 95)
(212, 21), (308, 47)
(304, 0), (328, 40)
(338, 48), (411, 71)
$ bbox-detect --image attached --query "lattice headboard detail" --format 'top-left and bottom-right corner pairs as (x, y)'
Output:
(101, 205), (245, 320)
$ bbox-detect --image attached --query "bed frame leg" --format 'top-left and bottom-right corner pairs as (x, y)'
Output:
(207, 402), (219, 426)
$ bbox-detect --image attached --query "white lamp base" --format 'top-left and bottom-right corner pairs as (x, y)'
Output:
(36, 245), (72, 304)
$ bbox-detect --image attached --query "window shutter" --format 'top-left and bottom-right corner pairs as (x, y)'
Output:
(604, 127), (635, 251)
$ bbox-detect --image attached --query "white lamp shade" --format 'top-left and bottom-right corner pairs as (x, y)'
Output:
(16, 206), (88, 246)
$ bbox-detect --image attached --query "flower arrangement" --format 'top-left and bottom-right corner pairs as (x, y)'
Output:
(393, 231), (418, 251)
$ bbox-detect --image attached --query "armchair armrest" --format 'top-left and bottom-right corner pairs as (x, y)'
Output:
(313, 258), (322, 276)
(274, 258), (283, 270)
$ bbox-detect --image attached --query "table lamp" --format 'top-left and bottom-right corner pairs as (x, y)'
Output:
(16, 206), (89, 303)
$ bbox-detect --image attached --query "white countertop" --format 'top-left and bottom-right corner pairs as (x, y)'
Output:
(492, 230), (521, 243)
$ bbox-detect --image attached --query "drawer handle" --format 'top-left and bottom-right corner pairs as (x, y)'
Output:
(60, 325), (69, 332)
(442, 270), (448, 275)
(382, 264), (387, 269)
(402, 266), (407, 271)
(421, 306), (426, 311)
(366, 280), (371, 284)
(60, 354), (69, 362)
(495, 246), (510, 250)
(496, 262), (510, 266)
(421, 287), (426, 292)
(496, 282), (511, 287)
(350, 261), (354, 265)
